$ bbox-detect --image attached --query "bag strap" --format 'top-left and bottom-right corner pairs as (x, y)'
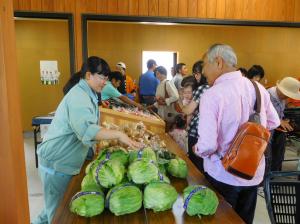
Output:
(164, 80), (169, 98)
(250, 80), (261, 113)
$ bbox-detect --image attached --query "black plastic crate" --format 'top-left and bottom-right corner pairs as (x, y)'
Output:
(264, 171), (300, 224)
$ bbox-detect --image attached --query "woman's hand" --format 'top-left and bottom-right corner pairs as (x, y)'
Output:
(118, 132), (144, 149)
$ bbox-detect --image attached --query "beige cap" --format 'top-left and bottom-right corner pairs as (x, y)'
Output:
(116, 62), (126, 70)
(276, 77), (300, 100)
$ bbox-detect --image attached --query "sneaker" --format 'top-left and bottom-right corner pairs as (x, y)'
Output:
(257, 186), (265, 198)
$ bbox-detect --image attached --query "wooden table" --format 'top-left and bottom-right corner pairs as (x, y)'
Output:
(53, 134), (244, 224)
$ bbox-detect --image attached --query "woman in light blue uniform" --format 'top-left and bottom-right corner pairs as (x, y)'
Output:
(33, 56), (141, 224)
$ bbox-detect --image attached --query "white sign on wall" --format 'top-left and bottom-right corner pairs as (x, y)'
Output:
(40, 60), (61, 85)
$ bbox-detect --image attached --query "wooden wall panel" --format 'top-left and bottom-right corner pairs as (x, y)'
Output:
(295, 0), (300, 21)
(138, 0), (149, 16)
(53, 0), (65, 12)
(206, 0), (217, 18)
(128, 0), (139, 15)
(225, 0), (243, 20)
(41, 0), (54, 12)
(159, 0), (169, 16)
(13, 0), (20, 10)
(215, 0), (225, 19)
(30, 0), (42, 11)
(85, 0), (97, 13)
(149, 0), (159, 16)
(107, 0), (118, 14)
(64, 0), (75, 13)
(96, 0), (108, 14)
(169, 0), (178, 17)
(118, 0), (129, 15)
(18, 0), (31, 10)
(178, 0), (188, 17)
(187, 0), (197, 18)
(197, 0), (207, 18)
(13, 0), (300, 22)
(0, 0), (30, 223)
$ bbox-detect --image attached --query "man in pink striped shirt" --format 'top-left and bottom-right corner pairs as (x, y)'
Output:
(195, 44), (280, 224)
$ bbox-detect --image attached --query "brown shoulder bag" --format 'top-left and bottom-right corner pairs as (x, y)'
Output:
(164, 81), (182, 113)
(222, 81), (271, 180)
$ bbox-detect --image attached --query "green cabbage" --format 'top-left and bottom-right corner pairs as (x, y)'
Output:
(106, 183), (143, 216)
(93, 159), (125, 188)
(70, 186), (104, 217)
(167, 158), (188, 178)
(129, 147), (157, 163)
(183, 185), (219, 216)
(98, 147), (128, 166)
(144, 181), (178, 212)
(85, 159), (99, 174)
(159, 172), (170, 184)
(128, 159), (159, 184)
(81, 173), (101, 191)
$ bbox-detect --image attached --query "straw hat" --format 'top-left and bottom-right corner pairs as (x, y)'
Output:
(276, 77), (300, 100)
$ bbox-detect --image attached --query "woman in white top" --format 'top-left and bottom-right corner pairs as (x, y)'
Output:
(148, 66), (179, 124)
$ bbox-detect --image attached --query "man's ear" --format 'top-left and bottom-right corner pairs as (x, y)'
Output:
(216, 56), (223, 70)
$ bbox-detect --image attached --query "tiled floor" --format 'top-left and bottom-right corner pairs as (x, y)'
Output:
(23, 133), (299, 223)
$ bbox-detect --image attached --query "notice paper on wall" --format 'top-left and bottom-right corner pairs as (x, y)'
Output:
(40, 60), (61, 85)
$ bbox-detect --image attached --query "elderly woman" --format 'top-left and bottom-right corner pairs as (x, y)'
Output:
(33, 56), (141, 224)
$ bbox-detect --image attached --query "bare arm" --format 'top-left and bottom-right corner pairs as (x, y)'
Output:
(179, 100), (198, 115)
(94, 128), (143, 149)
(119, 95), (144, 110)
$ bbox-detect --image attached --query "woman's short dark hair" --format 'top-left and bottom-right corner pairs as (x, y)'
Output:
(154, 66), (167, 76)
(108, 71), (124, 82)
(238, 67), (248, 76)
(63, 56), (110, 95)
(247, 65), (265, 80)
(192, 60), (203, 74)
(191, 60), (207, 87)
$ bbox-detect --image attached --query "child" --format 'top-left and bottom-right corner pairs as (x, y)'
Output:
(168, 115), (188, 153)
(182, 82), (194, 126)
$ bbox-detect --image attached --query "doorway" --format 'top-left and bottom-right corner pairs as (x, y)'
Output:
(142, 51), (177, 80)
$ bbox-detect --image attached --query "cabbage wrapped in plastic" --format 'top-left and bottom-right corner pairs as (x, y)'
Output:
(144, 181), (178, 212)
(85, 159), (99, 174)
(81, 173), (102, 191)
(128, 159), (159, 184)
(98, 147), (128, 166)
(106, 183), (143, 216)
(167, 157), (188, 178)
(70, 187), (105, 217)
(129, 147), (157, 163)
(183, 185), (219, 216)
(93, 159), (125, 188)
(157, 169), (170, 184)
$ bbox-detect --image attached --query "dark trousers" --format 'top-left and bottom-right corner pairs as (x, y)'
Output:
(205, 173), (258, 224)
(188, 136), (204, 173)
(270, 129), (286, 171)
(140, 95), (156, 105)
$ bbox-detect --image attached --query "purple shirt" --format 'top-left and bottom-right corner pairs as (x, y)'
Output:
(196, 71), (280, 186)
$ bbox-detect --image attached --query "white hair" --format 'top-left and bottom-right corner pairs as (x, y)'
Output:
(206, 44), (237, 67)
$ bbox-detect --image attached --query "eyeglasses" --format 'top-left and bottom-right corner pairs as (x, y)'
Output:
(96, 73), (108, 81)
(193, 72), (202, 76)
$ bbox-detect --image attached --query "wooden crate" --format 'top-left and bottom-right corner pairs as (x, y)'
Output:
(99, 107), (165, 134)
